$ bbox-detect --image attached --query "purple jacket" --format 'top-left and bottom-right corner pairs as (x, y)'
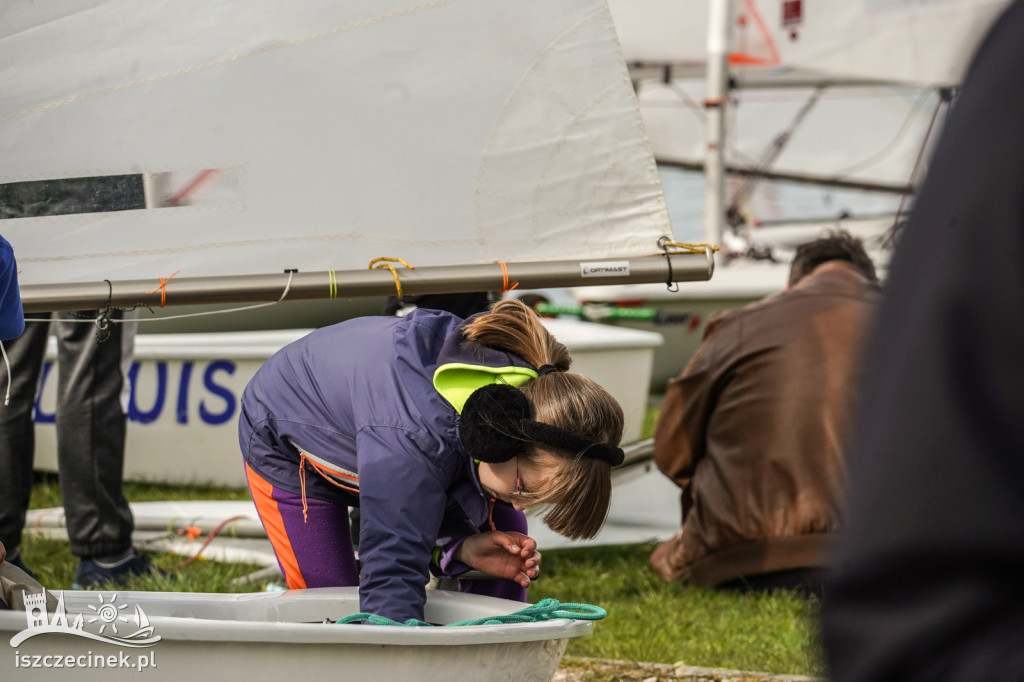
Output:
(239, 308), (534, 621)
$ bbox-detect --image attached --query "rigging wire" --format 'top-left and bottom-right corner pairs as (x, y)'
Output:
(641, 78), (939, 192)
(884, 87), (956, 248)
(825, 88), (936, 181)
(726, 86), (825, 229)
(22, 270), (297, 326)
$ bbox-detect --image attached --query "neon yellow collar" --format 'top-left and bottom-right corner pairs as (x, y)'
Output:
(433, 362), (537, 413)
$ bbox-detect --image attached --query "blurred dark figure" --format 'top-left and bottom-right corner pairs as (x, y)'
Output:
(650, 230), (879, 598)
(822, 2), (1024, 679)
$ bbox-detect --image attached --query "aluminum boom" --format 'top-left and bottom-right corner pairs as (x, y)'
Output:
(19, 252), (714, 314)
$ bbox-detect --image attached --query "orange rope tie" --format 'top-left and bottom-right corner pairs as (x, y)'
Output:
(176, 514), (250, 568)
(498, 261), (519, 294)
(304, 457), (360, 494)
(487, 498), (497, 532)
(299, 454), (309, 524)
(368, 257), (414, 300)
(147, 270), (180, 308)
(299, 453), (362, 524)
(32, 508), (56, 531)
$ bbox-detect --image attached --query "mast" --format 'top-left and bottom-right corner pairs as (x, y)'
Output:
(703, 0), (733, 245)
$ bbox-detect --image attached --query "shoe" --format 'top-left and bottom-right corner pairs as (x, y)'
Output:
(5, 550), (34, 578)
(72, 548), (159, 589)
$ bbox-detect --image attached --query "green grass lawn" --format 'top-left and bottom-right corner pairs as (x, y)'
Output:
(22, 472), (825, 678)
(530, 543), (824, 677)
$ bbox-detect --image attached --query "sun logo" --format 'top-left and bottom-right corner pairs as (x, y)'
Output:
(86, 593), (130, 635)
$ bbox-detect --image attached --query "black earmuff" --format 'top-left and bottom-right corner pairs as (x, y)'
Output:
(459, 383), (532, 463)
(459, 382), (626, 466)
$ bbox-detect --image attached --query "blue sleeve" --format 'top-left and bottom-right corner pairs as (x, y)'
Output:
(0, 236), (24, 341)
(355, 425), (449, 623)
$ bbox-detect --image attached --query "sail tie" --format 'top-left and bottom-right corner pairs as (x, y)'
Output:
(497, 261), (519, 294)
(368, 257), (414, 300)
(327, 270), (338, 299)
(658, 238), (719, 293)
(147, 270), (180, 307)
(334, 597), (607, 627)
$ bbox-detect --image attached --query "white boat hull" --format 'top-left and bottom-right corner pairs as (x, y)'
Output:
(31, 320), (662, 487)
(1, 587), (588, 681)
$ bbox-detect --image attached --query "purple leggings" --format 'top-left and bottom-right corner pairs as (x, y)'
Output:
(246, 464), (529, 602)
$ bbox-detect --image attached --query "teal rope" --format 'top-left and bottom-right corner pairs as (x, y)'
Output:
(334, 597), (606, 627)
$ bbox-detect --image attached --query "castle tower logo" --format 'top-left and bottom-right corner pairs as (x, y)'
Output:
(9, 590), (161, 648)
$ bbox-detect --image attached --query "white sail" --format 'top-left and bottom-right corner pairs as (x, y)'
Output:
(609, 0), (1012, 87)
(640, 78), (940, 189)
(607, 0), (708, 66)
(0, 0), (673, 289)
(749, 0), (1011, 87)
(607, 0), (973, 190)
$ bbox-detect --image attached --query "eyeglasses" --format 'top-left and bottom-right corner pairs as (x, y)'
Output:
(511, 457), (524, 496)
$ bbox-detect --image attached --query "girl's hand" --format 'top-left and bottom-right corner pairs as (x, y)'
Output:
(454, 531), (541, 588)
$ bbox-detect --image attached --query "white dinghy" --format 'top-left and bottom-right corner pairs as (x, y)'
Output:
(0, 587), (595, 681)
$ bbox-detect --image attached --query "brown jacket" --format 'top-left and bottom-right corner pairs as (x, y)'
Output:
(650, 261), (879, 586)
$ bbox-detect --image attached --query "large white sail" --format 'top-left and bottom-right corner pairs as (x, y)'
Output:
(749, 0), (1011, 87)
(0, 0), (677, 293)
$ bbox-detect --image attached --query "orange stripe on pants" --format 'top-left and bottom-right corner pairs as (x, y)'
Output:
(245, 462), (307, 589)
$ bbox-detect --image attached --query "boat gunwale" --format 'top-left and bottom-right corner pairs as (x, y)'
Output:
(0, 587), (594, 646)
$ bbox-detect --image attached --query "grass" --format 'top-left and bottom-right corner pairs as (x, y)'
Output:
(22, 473), (825, 678)
(19, 533), (267, 594)
(23, 473), (265, 593)
(530, 544), (824, 677)
(22, 400), (823, 678)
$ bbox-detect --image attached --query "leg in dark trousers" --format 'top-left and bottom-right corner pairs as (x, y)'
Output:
(0, 311), (135, 564)
(0, 317), (51, 558)
(52, 310), (135, 558)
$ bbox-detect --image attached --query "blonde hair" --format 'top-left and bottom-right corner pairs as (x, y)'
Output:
(462, 299), (624, 539)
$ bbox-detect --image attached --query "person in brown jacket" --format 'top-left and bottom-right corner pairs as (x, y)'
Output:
(650, 230), (879, 597)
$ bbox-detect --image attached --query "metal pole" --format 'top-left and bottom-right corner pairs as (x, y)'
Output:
(20, 251), (714, 313)
(704, 0), (733, 245)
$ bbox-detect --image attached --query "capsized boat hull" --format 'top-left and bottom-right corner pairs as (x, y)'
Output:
(1, 587), (589, 681)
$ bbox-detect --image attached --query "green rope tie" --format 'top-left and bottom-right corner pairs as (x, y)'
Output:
(334, 597), (606, 627)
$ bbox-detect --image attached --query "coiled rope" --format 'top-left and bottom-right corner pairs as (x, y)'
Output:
(334, 597), (606, 627)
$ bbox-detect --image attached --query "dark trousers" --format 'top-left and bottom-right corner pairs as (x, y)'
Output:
(0, 311), (134, 558)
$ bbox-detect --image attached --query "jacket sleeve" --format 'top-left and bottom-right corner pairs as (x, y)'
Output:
(0, 237), (24, 341)
(355, 425), (449, 623)
(653, 320), (722, 495)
